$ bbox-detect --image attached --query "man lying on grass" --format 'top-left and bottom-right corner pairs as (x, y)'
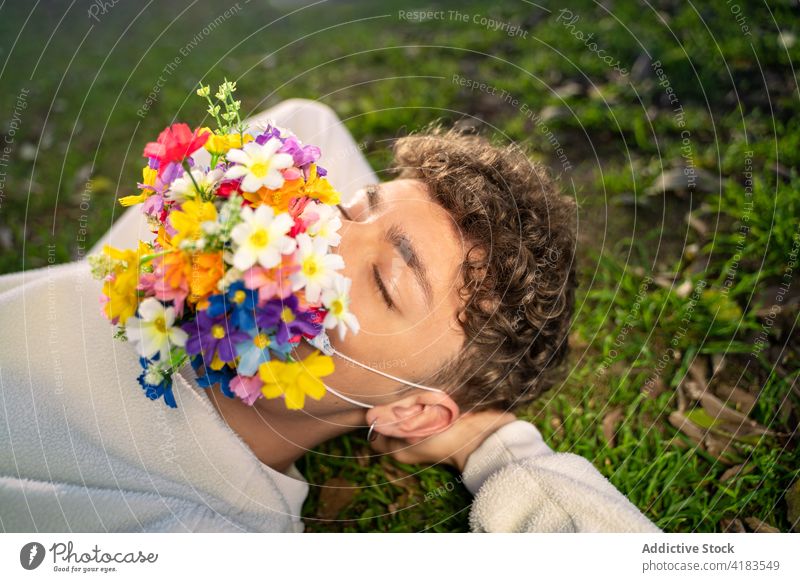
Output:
(0, 100), (660, 532)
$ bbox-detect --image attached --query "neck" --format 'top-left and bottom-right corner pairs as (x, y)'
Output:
(203, 386), (366, 474)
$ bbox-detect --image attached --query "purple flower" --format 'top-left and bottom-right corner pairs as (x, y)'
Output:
(142, 192), (166, 217)
(160, 160), (184, 185)
(279, 136), (321, 167)
(255, 125), (282, 145)
(140, 161), (183, 221)
(256, 295), (320, 344)
(183, 309), (250, 364)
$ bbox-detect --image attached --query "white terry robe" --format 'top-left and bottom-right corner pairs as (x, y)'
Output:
(0, 257), (309, 532)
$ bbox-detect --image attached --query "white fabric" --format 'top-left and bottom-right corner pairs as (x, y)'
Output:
(0, 259), (306, 532)
(463, 420), (662, 532)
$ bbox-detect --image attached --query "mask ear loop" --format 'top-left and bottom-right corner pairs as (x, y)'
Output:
(329, 347), (443, 394)
(321, 382), (375, 409)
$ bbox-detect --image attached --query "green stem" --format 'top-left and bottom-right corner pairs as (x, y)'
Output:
(182, 160), (203, 198)
(139, 249), (175, 264)
(202, 93), (225, 130)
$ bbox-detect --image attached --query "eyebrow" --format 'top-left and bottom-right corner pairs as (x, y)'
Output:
(367, 183), (434, 310)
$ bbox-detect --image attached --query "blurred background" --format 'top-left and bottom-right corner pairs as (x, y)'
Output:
(0, 0), (798, 532)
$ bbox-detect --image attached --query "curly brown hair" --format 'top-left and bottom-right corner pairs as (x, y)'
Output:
(391, 125), (577, 412)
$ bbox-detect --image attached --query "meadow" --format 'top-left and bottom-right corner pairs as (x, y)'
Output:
(0, 0), (797, 532)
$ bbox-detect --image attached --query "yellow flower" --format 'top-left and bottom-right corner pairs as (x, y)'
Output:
(258, 352), (334, 410)
(119, 166), (158, 207)
(303, 164), (340, 205)
(155, 225), (176, 251)
(199, 127), (253, 156)
(100, 241), (150, 324)
(168, 199), (217, 245)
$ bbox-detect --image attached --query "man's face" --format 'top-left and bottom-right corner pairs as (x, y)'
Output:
(291, 178), (467, 413)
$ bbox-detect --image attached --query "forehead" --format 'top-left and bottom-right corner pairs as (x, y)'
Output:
(380, 178), (466, 306)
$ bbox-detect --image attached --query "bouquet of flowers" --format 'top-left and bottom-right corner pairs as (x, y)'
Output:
(88, 80), (359, 410)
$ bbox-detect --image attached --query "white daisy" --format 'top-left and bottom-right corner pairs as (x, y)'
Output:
(166, 167), (223, 202)
(301, 201), (343, 248)
(125, 297), (188, 361)
(290, 233), (345, 303)
(321, 274), (360, 341)
(230, 204), (296, 271)
(224, 139), (294, 192)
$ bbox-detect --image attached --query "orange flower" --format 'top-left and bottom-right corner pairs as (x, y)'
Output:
(189, 251), (224, 308)
(242, 177), (304, 212)
(160, 249), (192, 290)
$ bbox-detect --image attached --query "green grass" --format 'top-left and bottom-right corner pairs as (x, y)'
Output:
(1, 0), (797, 532)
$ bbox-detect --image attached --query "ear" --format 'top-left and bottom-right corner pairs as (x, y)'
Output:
(365, 390), (460, 442)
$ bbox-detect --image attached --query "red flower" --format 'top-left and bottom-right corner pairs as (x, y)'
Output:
(215, 180), (241, 199)
(143, 123), (209, 166)
(307, 306), (326, 327)
(289, 215), (310, 238)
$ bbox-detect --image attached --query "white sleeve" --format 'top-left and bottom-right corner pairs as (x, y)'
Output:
(461, 420), (662, 533)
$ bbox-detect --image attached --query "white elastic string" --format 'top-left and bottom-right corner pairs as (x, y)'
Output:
(330, 347), (443, 393)
(321, 382), (375, 409)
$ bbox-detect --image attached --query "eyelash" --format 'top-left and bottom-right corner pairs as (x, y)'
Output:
(372, 264), (396, 310)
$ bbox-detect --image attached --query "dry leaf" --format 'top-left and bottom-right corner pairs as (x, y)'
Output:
(642, 375), (667, 399)
(675, 280), (694, 299)
(744, 517), (780, 533)
(719, 463), (750, 482)
(700, 393), (775, 438)
(704, 433), (740, 465)
(711, 353), (727, 376)
(688, 358), (709, 391)
(714, 384), (756, 415)
(669, 411), (705, 445)
(686, 214), (709, 238)
(676, 382), (688, 412)
(317, 477), (357, 520)
(721, 518), (746, 533)
(683, 379), (705, 401)
(602, 407), (624, 448)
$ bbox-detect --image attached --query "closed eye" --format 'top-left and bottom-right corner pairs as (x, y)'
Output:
(372, 264), (396, 310)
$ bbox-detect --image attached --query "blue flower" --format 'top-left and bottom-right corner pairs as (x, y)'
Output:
(234, 330), (293, 376)
(136, 355), (177, 408)
(205, 281), (261, 331)
(190, 354), (236, 399)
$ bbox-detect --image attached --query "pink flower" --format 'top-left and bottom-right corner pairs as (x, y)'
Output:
(243, 260), (299, 304)
(230, 374), (264, 406)
(137, 256), (190, 317)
